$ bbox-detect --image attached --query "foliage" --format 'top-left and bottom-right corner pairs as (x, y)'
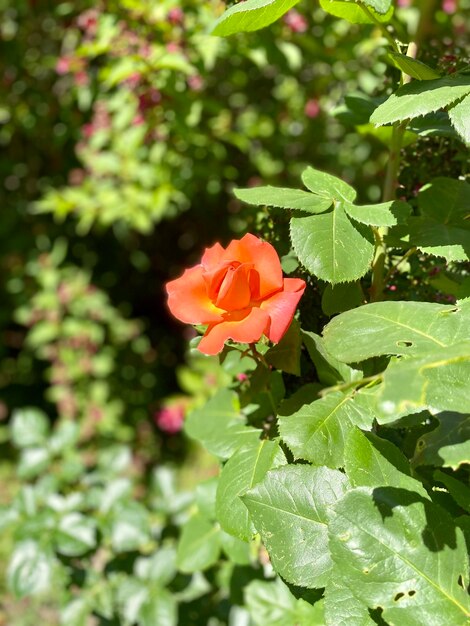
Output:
(2, 0), (470, 624)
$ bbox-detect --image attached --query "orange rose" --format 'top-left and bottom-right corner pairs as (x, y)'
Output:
(166, 233), (306, 355)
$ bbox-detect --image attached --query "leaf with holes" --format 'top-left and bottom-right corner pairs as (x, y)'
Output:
(216, 439), (286, 541)
(329, 487), (470, 626)
(290, 205), (374, 284)
(319, 0), (393, 23)
(322, 300), (470, 363)
(413, 412), (470, 470)
(378, 342), (470, 419)
(234, 186), (332, 214)
(370, 74), (470, 126)
(242, 465), (350, 588)
(212, 0), (301, 37)
(279, 390), (376, 468)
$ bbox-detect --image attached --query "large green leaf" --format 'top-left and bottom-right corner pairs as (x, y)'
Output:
(185, 389), (261, 459)
(302, 330), (362, 385)
(216, 439), (286, 540)
(243, 465), (350, 587)
(290, 205), (374, 284)
(212, 0), (301, 37)
(329, 487), (470, 625)
(345, 428), (429, 498)
(234, 186), (332, 214)
(176, 513), (221, 573)
(139, 587), (178, 626)
(319, 0), (393, 23)
(55, 512), (97, 557)
(378, 342), (470, 418)
(413, 412), (470, 470)
(322, 300), (470, 363)
(370, 74), (470, 126)
(279, 390), (376, 468)
(265, 319), (302, 375)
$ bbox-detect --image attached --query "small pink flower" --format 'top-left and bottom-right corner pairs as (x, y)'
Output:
(397, 0), (411, 7)
(56, 56), (71, 75)
(77, 9), (99, 35)
(187, 74), (204, 92)
(442, 0), (457, 13)
(237, 373), (248, 382)
(154, 405), (185, 434)
(283, 10), (308, 33)
(168, 7), (184, 25)
(305, 99), (320, 119)
(74, 71), (89, 87)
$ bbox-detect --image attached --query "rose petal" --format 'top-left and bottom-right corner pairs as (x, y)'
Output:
(261, 277), (306, 343)
(215, 262), (253, 311)
(201, 242), (225, 268)
(198, 307), (270, 355)
(225, 233), (283, 299)
(166, 265), (224, 324)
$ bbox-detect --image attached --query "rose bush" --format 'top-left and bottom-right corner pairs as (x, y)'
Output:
(166, 233), (306, 355)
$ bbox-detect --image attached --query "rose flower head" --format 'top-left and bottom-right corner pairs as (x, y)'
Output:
(166, 234), (306, 355)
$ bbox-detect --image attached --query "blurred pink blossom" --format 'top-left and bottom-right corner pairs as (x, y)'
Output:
(305, 98), (320, 118)
(168, 7), (184, 25)
(283, 10), (308, 33)
(442, 0), (457, 13)
(154, 405), (185, 434)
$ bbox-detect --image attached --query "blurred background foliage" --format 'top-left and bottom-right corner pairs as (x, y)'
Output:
(0, 0), (468, 623)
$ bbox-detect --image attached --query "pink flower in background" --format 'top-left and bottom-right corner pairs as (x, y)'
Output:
(168, 7), (184, 25)
(56, 56), (71, 75)
(283, 10), (308, 33)
(442, 0), (457, 13)
(154, 404), (185, 434)
(187, 74), (204, 92)
(397, 0), (411, 7)
(305, 99), (320, 119)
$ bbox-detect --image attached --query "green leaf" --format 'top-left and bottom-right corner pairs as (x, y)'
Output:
(10, 407), (49, 448)
(345, 428), (429, 499)
(319, 0), (393, 23)
(212, 0), (301, 37)
(344, 200), (411, 227)
(388, 52), (441, 80)
(449, 93), (470, 144)
(405, 177), (470, 262)
(324, 577), (375, 626)
(302, 331), (361, 385)
(434, 470), (470, 514)
(185, 389), (261, 459)
(413, 412), (470, 470)
(360, 0), (392, 12)
(220, 530), (251, 565)
(216, 439), (286, 541)
(8, 540), (53, 597)
(135, 547), (177, 585)
(322, 300), (470, 363)
(195, 476), (218, 520)
(279, 390), (376, 468)
(245, 577), (325, 626)
(290, 206), (374, 284)
(378, 342), (470, 419)
(18, 447), (51, 479)
(176, 513), (221, 573)
(301, 166), (356, 203)
(321, 282), (364, 316)
(243, 465), (350, 587)
(109, 501), (151, 552)
(329, 487), (470, 626)
(139, 587), (177, 626)
(55, 513), (97, 556)
(234, 186), (332, 214)
(370, 74), (470, 126)
(61, 598), (92, 626)
(265, 319), (302, 375)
